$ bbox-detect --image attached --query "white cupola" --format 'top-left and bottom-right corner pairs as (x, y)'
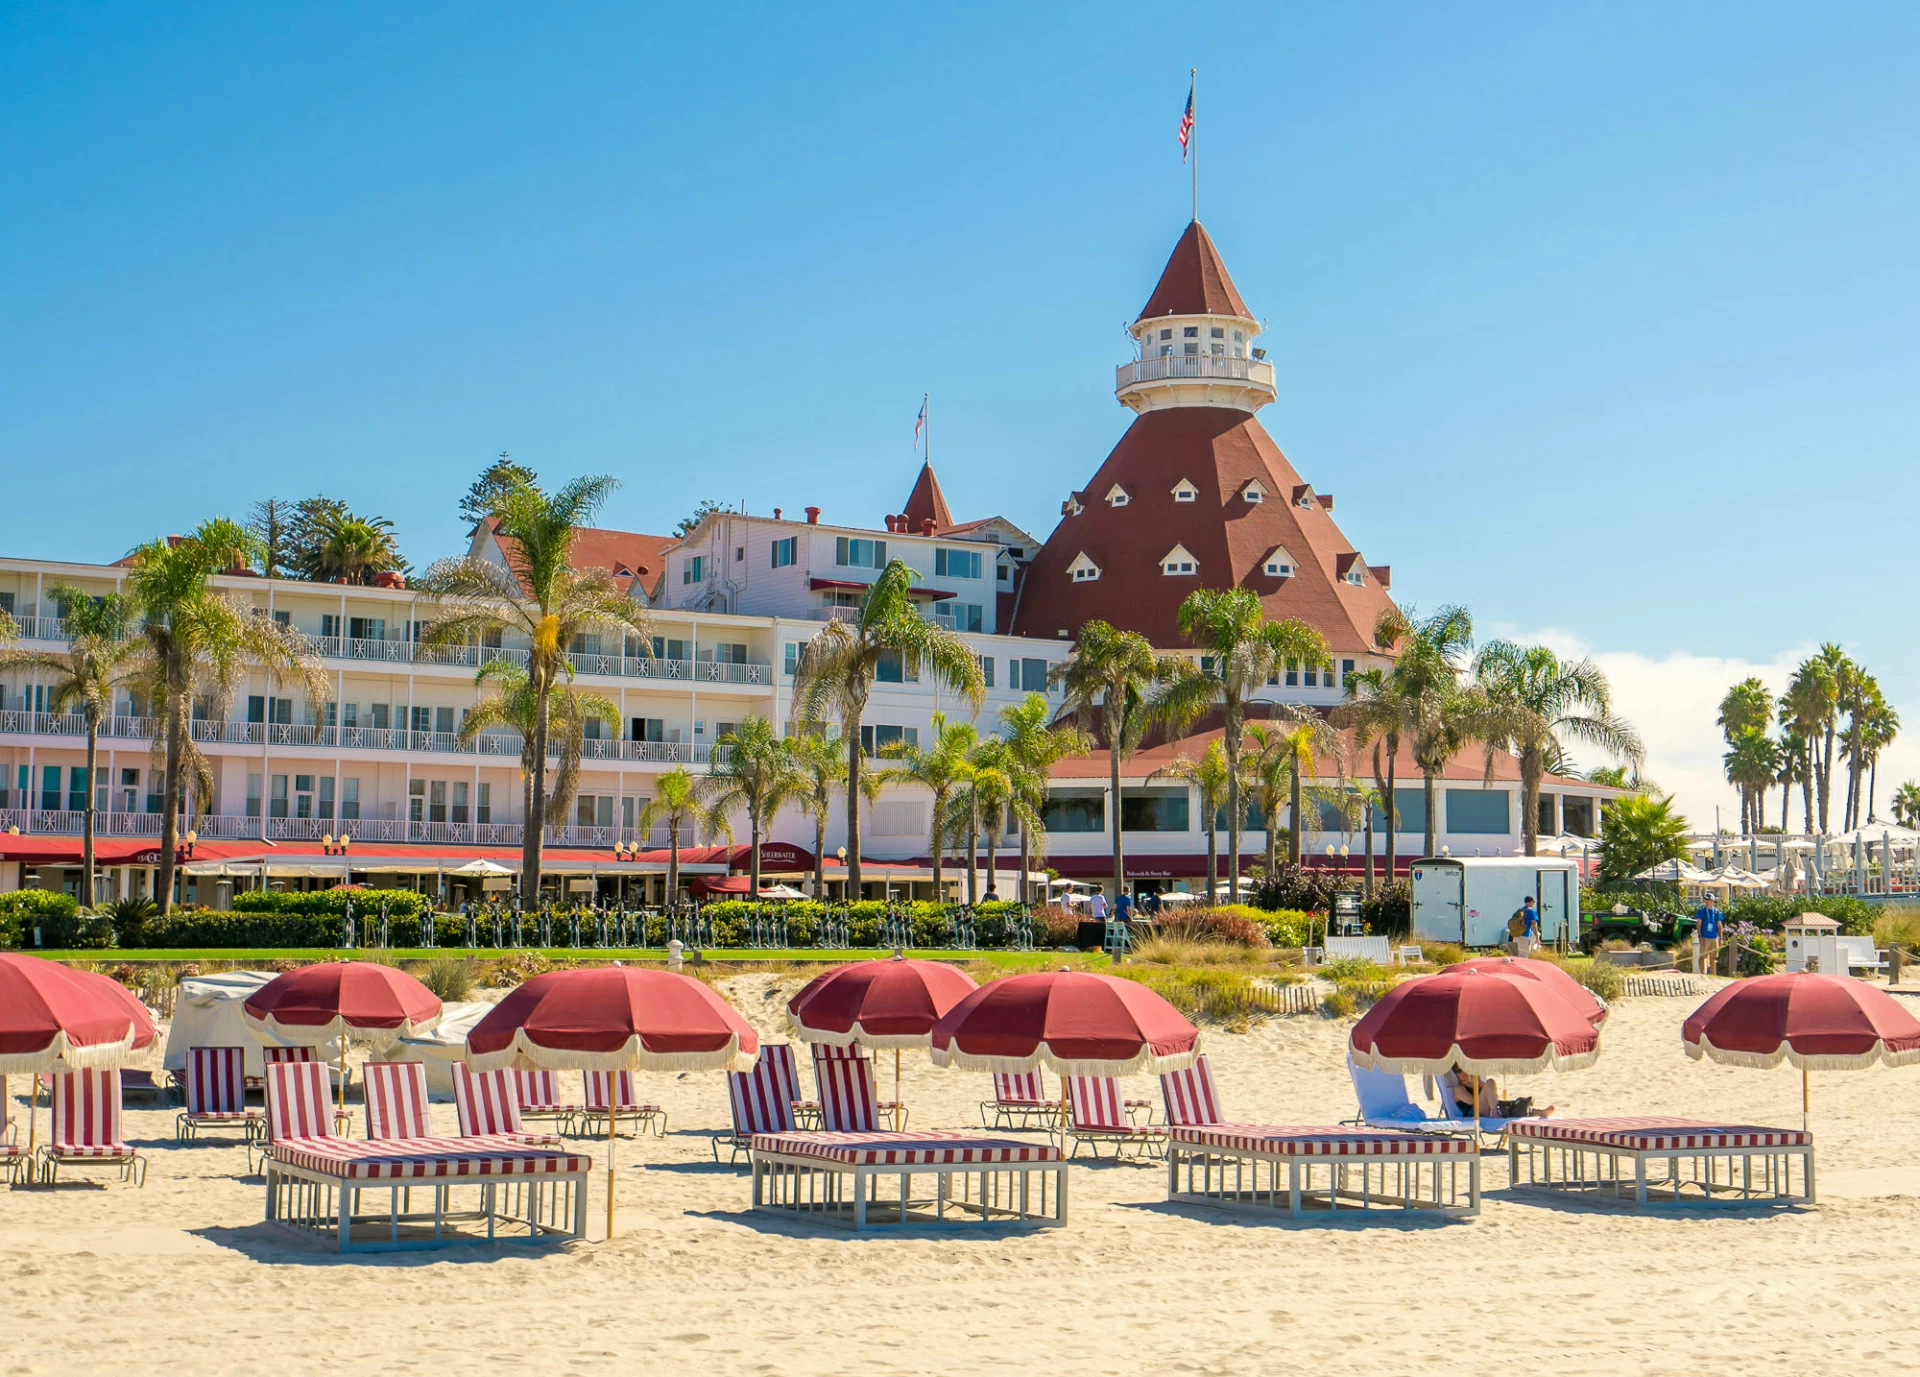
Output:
(1115, 221), (1276, 416)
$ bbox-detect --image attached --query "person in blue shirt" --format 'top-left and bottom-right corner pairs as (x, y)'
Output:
(1694, 892), (1725, 973)
(1114, 890), (1133, 923)
(1509, 896), (1542, 954)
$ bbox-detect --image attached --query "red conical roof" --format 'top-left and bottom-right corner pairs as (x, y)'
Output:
(1010, 408), (1398, 652)
(1136, 221), (1252, 322)
(902, 461), (955, 531)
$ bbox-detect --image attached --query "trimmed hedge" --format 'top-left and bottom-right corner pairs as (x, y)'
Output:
(0, 890), (112, 950)
(139, 889), (438, 949)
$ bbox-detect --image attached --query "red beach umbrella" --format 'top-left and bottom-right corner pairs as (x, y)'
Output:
(1349, 967), (1602, 1077)
(1452, 956), (1608, 1028)
(243, 961), (443, 1042)
(1682, 972), (1920, 1129)
(466, 967), (759, 1239)
(0, 954), (159, 1152)
(928, 970), (1199, 1078)
(788, 955), (981, 1116)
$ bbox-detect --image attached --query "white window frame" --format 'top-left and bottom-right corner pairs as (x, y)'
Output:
(1171, 479), (1199, 504)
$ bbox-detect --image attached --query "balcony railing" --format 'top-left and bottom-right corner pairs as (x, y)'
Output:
(0, 710), (725, 765)
(4, 621), (774, 686)
(0, 806), (697, 852)
(1116, 354), (1277, 390)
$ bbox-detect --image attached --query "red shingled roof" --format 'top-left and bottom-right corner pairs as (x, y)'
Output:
(1011, 407), (1399, 653)
(1136, 221), (1253, 322)
(487, 518), (675, 600)
(902, 462), (955, 532)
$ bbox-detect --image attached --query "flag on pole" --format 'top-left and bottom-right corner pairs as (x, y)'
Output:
(1179, 78), (1194, 161)
(914, 396), (928, 449)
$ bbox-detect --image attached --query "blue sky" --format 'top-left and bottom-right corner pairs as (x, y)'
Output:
(3, 5), (1916, 820)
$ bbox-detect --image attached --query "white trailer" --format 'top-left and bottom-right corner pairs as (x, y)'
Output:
(1410, 857), (1582, 948)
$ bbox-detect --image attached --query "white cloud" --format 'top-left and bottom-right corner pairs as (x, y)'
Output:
(1494, 627), (1920, 833)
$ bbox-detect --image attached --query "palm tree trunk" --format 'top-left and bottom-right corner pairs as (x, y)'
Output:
(1288, 768), (1303, 867)
(1781, 775), (1792, 832)
(157, 664), (186, 915)
(1819, 727), (1835, 831)
(965, 789), (979, 905)
(524, 681), (550, 906)
(1423, 769), (1438, 860)
(985, 824), (998, 900)
(845, 725), (863, 897)
(1205, 820), (1217, 900)
(749, 814), (761, 897)
(812, 810), (827, 900)
(1383, 742), (1398, 887)
(1224, 697), (1242, 907)
(1522, 750), (1541, 858)
(928, 792), (944, 903)
(1801, 743), (1815, 837)
(1363, 805), (1375, 898)
(1109, 742), (1125, 904)
(81, 715), (99, 909)
(1019, 828), (1031, 906)
(1869, 758), (1879, 823)
(1264, 806), (1277, 874)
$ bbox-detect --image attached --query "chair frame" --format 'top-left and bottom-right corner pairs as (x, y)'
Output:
(1064, 1076), (1166, 1162)
(576, 1071), (667, 1139)
(514, 1070), (583, 1137)
(981, 1070), (1060, 1132)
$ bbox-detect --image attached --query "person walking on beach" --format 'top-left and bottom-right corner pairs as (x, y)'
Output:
(1089, 889), (1107, 922)
(1694, 892), (1725, 974)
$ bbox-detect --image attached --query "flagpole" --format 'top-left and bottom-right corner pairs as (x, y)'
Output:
(1190, 68), (1198, 222)
(924, 393), (930, 466)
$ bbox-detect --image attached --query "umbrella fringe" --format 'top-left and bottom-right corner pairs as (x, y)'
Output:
(1684, 1035), (1920, 1072)
(243, 1012), (432, 1048)
(467, 1030), (756, 1075)
(0, 1027), (140, 1075)
(783, 1017), (931, 1051)
(929, 1040), (1202, 1078)
(1348, 1040), (1601, 1077)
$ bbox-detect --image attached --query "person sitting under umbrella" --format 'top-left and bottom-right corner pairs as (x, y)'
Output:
(1444, 1067), (1552, 1121)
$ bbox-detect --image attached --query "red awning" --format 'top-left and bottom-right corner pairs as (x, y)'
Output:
(807, 577), (955, 602)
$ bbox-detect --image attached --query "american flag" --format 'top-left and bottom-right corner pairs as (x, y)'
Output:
(914, 396), (927, 448)
(1179, 79), (1194, 161)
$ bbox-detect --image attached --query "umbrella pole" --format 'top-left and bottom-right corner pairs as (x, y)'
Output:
(1803, 1065), (1809, 1134)
(26, 1074), (35, 1155)
(894, 1049), (901, 1129)
(606, 1102), (617, 1241)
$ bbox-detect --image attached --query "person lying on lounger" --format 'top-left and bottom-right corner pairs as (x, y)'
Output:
(1447, 1069), (1553, 1121)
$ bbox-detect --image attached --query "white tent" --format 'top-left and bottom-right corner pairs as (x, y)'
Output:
(162, 971), (343, 1077)
(1704, 866), (1771, 890)
(390, 1001), (496, 1100)
(1634, 859), (1717, 884)
(451, 859), (516, 877)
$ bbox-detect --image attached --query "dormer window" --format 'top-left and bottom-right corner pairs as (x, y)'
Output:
(1297, 493), (1315, 510)
(1345, 569), (1364, 586)
(1067, 552), (1101, 583)
(1171, 479), (1199, 503)
(1105, 484), (1130, 508)
(1242, 481), (1267, 504)
(1160, 545), (1198, 576)
(1265, 557), (1294, 578)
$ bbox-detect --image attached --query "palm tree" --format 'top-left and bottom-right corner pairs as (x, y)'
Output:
(1723, 727), (1781, 834)
(967, 740), (1023, 902)
(1596, 793), (1690, 885)
(997, 693), (1086, 904)
(1776, 725), (1810, 833)
(1242, 721), (1295, 875)
(1892, 781), (1920, 830)
(785, 730), (843, 900)
(456, 660), (617, 848)
(635, 767), (728, 902)
(1718, 678), (1774, 740)
(0, 584), (139, 907)
(1166, 588), (1329, 899)
(124, 519), (328, 912)
(1375, 605), (1475, 860)
(792, 560), (984, 896)
(419, 474), (649, 903)
(1858, 696), (1900, 824)
(1781, 657), (1838, 833)
(879, 712), (978, 904)
(1472, 641), (1644, 856)
(1148, 740), (1232, 899)
(703, 716), (803, 897)
(1839, 671), (1897, 828)
(309, 511), (406, 586)
(1336, 664), (1416, 884)
(1051, 620), (1188, 905)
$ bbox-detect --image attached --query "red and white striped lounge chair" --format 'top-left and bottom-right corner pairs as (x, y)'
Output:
(262, 1044), (352, 1136)
(578, 1071), (667, 1138)
(981, 1070), (1059, 1131)
(253, 1059), (337, 1175)
(1158, 1055), (1224, 1129)
(811, 1048), (887, 1134)
(809, 1044), (906, 1130)
(38, 1069), (146, 1187)
(176, 1046), (265, 1144)
(514, 1070), (582, 1136)
(363, 1062), (434, 1142)
(1065, 1076), (1167, 1161)
(713, 1043), (803, 1163)
(452, 1065), (560, 1146)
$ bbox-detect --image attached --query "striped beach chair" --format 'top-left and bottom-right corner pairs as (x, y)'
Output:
(1065, 1076), (1167, 1161)
(811, 1047), (884, 1134)
(38, 1069), (146, 1187)
(981, 1069), (1058, 1131)
(578, 1071), (666, 1139)
(363, 1062), (434, 1141)
(253, 1059), (337, 1175)
(712, 1044), (802, 1163)
(1158, 1055), (1223, 1128)
(176, 1046), (264, 1143)
(515, 1070), (582, 1136)
(2, 1112), (21, 1185)
(809, 1044), (906, 1130)
(452, 1065), (559, 1145)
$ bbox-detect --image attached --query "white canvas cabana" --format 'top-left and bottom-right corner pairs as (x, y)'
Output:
(163, 972), (344, 1079)
(390, 1002), (497, 1099)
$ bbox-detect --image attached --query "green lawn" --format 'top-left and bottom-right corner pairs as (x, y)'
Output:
(43, 948), (1093, 969)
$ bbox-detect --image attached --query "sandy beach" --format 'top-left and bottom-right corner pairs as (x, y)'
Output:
(7, 977), (1920, 1377)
